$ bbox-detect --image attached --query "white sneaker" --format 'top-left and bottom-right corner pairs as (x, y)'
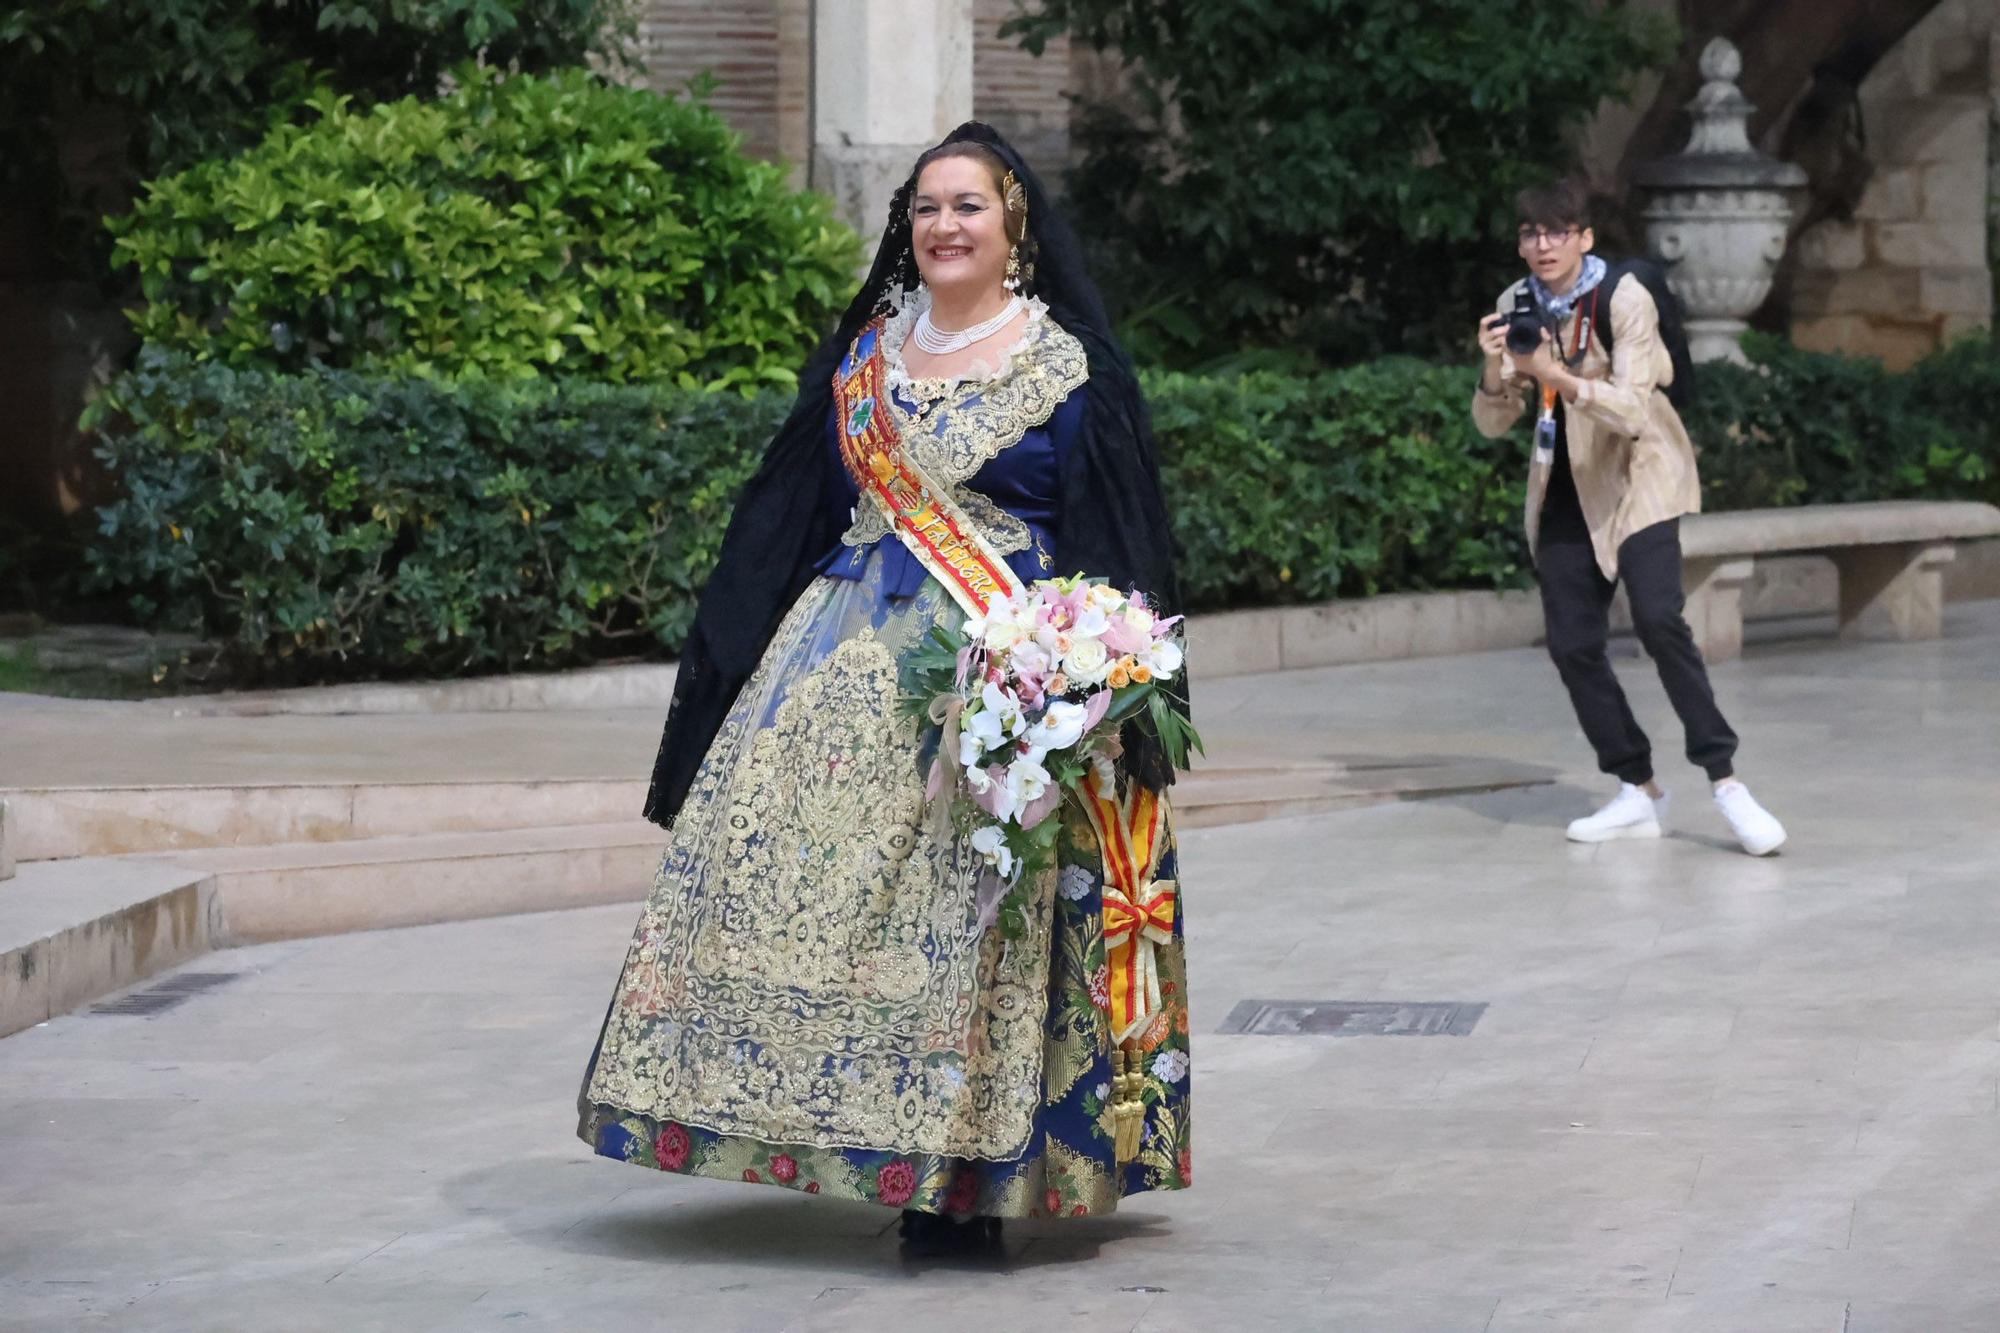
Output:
(1714, 780), (1786, 856)
(1566, 783), (1665, 843)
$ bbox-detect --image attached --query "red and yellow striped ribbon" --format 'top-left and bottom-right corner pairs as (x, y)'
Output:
(1082, 784), (1177, 1041)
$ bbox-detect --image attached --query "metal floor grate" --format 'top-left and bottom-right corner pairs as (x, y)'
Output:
(90, 970), (245, 1016)
(1218, 1000), (1486, 1037)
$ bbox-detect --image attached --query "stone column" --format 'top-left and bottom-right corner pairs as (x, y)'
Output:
(1836, 542), (1957, 643)
(1681, 555), (1757, 664)
(812, 0), (974, 251)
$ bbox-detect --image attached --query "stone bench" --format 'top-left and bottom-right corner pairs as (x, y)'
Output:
(1680, 500), (2000, 662)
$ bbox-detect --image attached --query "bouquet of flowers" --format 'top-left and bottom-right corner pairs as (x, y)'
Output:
(903, 574), (1202, 938)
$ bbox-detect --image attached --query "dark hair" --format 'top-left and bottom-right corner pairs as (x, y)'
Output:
(909, 140), (1028, 244)
(1514, 179), (1593, 233)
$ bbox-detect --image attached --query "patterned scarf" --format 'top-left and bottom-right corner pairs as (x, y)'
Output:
(1529, 254), (1607, 322)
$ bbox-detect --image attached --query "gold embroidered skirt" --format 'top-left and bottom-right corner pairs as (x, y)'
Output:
(579, 548), (1192, 1217)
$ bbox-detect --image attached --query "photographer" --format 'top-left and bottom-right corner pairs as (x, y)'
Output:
(1471, 180), (1785, 856)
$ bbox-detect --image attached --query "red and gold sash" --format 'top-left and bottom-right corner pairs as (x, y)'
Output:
(832, 320), (1026, 618)
(1081, 782), (1177, 1043)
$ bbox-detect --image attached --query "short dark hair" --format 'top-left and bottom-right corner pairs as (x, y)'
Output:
(1514, 179), (1593, 233)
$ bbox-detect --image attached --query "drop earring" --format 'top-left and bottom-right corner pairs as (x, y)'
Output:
(1004, 245), (1022, 292)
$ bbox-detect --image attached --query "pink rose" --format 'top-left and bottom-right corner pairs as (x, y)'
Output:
(654, 1123), (691, 1171)
(877, 1159), (918, 1207)
(771, 1154), (799, 1183)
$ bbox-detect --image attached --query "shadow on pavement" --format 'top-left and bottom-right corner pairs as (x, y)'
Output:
(445, 1157), (1171, 1276)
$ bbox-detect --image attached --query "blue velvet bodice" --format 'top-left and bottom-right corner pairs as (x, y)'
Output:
(814, 387), (1086, 599)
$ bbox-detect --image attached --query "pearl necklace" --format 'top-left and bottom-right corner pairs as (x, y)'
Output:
(912, 295), (1025, 356)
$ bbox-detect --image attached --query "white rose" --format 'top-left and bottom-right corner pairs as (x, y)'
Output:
(985, 619), (1026, 653)
(1122, 605), (1156, 637)
(1063, 637), (1111, 685)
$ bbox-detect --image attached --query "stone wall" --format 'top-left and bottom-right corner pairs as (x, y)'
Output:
(1788, 0), (1997, 367)
(629, 0), (805, 164)
(972, 0), (1072, 173)
(627, 0), (1071, 178)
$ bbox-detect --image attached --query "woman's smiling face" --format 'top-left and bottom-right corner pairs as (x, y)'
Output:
(910, 154), (1011, 300)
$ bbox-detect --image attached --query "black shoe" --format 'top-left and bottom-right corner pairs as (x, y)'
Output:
(898, 1209), (1001, 1258)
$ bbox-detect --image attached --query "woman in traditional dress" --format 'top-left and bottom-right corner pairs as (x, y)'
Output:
(577, 123), (1192, 1253)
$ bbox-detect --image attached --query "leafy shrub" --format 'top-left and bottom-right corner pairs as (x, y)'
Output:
(1687, 334), (1996, 509)
(85, 349), (786, 681)
(85, 339), (1999, 683)
(110, 68), (861, 390)
(1146, 360), (1529, 608)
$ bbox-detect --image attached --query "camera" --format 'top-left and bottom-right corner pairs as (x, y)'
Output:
(1500, 286), (1548, 357)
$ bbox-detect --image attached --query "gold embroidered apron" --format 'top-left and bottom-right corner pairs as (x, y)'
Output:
(585, 320), (1088, 1159)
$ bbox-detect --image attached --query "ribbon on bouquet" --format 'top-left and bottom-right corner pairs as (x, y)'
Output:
(832, 320), (1027, 620)
(1081, 782), (1177, 1043)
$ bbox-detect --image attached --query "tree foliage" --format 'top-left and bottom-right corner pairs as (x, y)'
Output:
(0, 0), (635, 281)
(1005, 0), (1676, 367)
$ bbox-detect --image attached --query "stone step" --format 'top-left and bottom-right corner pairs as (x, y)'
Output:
(0, 821), (664, 1037)
(0, 759), (1548, 1036)
(3, 778), (649, 861)
(144, 820), (666, 945)
(0, 858), (218, 1038)
(1173, 758), (1550, 828)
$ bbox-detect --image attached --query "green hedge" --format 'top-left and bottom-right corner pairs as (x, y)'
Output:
(85, 349), (786, 680)
(109, 68), (861, 391)
(1683, 333), (1998, 510)
(85, 338), (2000, 683)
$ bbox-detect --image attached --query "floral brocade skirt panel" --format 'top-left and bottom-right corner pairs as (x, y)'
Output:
(578, 548), (1192, 1218)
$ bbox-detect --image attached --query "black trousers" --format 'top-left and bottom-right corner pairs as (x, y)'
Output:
(1536, 518), (1739, 786)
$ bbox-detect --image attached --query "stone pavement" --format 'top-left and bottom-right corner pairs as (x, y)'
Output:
(2, 604), (1997, 1332)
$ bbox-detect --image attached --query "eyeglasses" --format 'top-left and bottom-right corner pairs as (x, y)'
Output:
(1517, 227), (1579, 249)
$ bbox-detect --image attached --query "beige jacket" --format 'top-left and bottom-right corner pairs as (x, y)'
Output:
(1471, 272), (1702, 580)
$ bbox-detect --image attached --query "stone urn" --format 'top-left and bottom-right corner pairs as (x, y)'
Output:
(1633, 37), (1808, 364)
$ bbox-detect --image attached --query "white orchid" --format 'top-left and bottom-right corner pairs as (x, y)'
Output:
(978, 678), (1027, 737)
(1008, 639), (1054, 679)
(969, 824), (1014, 877)
(1137, 636), (1184, 681)
(1002, 754), (1054, 812)
(1025, 698), (1089, 752)
(1070, 603), (1110, 640)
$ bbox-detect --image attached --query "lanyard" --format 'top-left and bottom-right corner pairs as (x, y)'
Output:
(1534, 290), (1595, 460)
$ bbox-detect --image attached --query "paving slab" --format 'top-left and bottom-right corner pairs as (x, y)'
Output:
(0, 601), (1996, 1329)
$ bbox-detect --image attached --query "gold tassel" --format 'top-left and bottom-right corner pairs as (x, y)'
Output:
(1112, 1042), (1146, 1164)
